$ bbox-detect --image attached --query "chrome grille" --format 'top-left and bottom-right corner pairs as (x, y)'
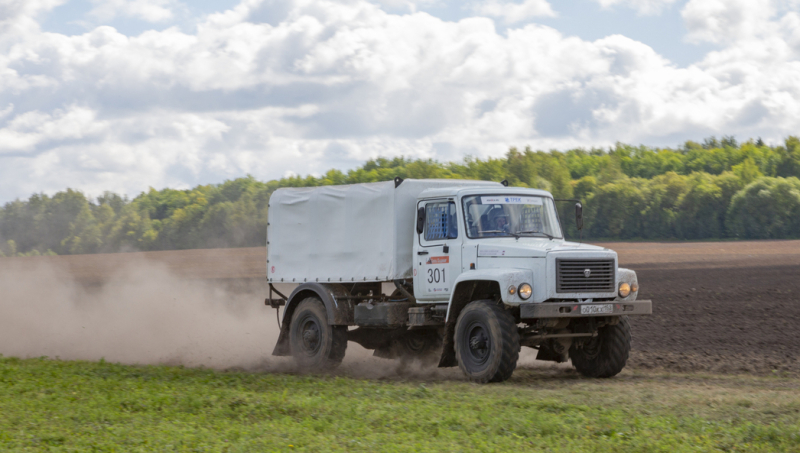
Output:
(556, 259), (615, 293)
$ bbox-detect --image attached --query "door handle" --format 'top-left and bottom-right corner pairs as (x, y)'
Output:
(417, 250), (429, 255)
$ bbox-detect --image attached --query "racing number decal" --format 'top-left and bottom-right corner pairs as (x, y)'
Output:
(424, 256), (449, 294)
(427, 267), (445, 284)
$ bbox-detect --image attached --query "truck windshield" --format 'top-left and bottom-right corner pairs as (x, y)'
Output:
(462, 195), (562, 239)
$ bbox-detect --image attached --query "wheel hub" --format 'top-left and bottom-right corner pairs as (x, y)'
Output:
(301, 321), (321, 353)
(467, 325), (490, 363)
(469, 336), (487, 350)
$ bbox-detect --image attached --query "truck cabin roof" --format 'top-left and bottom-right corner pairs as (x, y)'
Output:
(417, 186), (554, 200)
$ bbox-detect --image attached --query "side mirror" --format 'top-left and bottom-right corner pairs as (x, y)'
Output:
(417, 206), (425, 234)
(575, 203), (583, 230)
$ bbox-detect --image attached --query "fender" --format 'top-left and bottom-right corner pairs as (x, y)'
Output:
(444, 268), (534, 322)
(272, 283), (355, 356)
(436, 268), (533, 367)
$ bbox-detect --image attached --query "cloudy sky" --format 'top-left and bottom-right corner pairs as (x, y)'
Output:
(1, 0), (799, 203)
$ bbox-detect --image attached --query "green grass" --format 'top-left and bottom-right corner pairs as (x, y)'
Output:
(2, 356), (800, 452)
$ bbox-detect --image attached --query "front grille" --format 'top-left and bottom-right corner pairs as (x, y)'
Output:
(556, 259), (615, 293)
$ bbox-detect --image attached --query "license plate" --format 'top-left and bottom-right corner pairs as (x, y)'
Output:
(580, 304), (613, 315)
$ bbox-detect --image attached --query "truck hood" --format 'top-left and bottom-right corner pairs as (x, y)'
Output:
(477, 239), (608, 258)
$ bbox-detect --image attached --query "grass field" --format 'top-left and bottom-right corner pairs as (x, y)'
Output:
(2, 357), (800, 452)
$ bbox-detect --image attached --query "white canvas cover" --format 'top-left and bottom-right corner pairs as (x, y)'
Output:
(267, 179), (502, 282)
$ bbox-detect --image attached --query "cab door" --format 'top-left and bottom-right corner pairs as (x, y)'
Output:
(413, 199), (463, 302)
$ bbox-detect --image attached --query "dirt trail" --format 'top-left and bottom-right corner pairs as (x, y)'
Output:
(2, 240), (799, 375)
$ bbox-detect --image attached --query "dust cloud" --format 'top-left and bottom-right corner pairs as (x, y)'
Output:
(0, 258), (280, 369)
(0, 257), (561, 379)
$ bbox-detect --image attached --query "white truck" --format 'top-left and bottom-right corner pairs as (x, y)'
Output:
(266, 178), (652, 383)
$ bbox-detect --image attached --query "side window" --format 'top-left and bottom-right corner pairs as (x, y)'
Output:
(424, 202), (458, 241)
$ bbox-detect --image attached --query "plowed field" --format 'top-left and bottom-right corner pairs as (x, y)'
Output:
(603, 241), (800, 374)
(2, 240), (799, 374)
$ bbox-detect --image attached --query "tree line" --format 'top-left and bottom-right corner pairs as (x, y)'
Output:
(1, 136), (799, 256)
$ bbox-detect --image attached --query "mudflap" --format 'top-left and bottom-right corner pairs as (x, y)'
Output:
(273, 328), (291, 356)
(437, 323), (457, 367)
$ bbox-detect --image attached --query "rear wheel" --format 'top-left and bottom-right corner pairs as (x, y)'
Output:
(569, 316), (631, 378)
(289, 297), (347, 370)
(454, 300), (520, 383)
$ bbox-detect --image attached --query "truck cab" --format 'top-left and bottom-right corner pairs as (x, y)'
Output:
(267, 179), (652, 383)
(412, 186), (646, 306)
(414, 187), (572, 304)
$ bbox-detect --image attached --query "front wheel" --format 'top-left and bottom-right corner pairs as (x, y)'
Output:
(569, 316), (631, 378)
(289, 297), (347, 370)
(454, 300), (520, 383)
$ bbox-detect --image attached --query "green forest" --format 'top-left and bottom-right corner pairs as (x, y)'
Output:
(2, 136), (800, 257)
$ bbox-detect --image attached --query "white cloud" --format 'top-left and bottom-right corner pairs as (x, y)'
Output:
(368, 0), (441, 13)
(593, 0), (678, 15)
(0, 103), (13, 120)
(682, 0), (775, 44)
(0, 0), (65, 38)
(0, 106), (104, 154)
(88, 0), (181, 22)
(472, 0), (556, 24)
(782, 11), (800, 51)
(0, 0), (799, 202)
(681, 0), (800, 115)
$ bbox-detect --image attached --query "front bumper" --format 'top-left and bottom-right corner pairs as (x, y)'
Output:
(520, 300), (652, 318)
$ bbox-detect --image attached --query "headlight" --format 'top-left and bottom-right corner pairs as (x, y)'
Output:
(518, 283), (532, 300)
(618, 282), (631, 298)
(631, 282), (639, 293)
(508, 285), (516, 295)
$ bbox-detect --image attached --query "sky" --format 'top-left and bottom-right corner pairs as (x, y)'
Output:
(0, 0), (799, 203)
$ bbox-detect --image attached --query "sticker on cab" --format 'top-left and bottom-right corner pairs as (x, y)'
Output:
(480, 196), (543, 205)
(426, 256), (449, 264)
(424, 257), (450, 294)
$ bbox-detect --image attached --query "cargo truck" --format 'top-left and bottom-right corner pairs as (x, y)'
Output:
(266, 178), (652, 383)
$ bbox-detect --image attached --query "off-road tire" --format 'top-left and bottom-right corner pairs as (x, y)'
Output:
(454, 300), (520, 383)
(289, 297), (347, 370)
(394, 330), (442, 367)
(569, 316), (631, 378)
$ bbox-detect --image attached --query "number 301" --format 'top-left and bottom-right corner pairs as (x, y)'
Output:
(427, 268), (445, 283)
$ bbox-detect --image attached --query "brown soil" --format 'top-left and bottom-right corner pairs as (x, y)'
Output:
(2, 240), (799, 375)
(595, 240), (800, 375)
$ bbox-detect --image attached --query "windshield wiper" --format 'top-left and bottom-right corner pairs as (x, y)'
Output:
(480, 230), (520, 238)
(516, 230), (554, 240)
